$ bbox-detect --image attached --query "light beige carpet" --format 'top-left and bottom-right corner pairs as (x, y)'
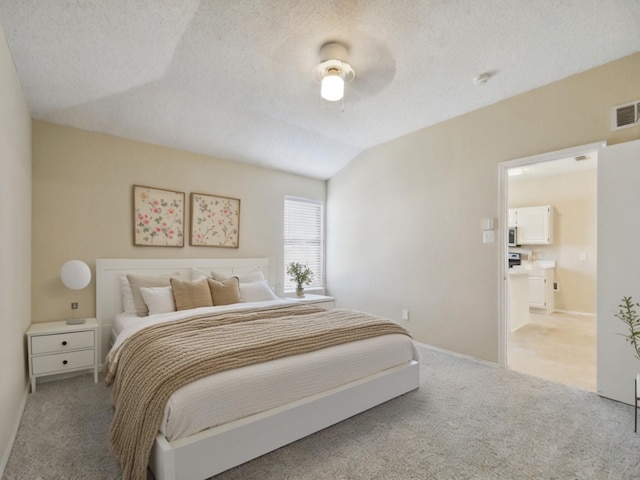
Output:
(3, 345), (640, 480)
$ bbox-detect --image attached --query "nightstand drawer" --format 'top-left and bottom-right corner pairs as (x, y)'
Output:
(31, 330), (94, 354)
(32, 349), (95, 375)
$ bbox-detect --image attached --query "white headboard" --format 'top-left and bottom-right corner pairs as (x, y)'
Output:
(95, 258), (271, 363)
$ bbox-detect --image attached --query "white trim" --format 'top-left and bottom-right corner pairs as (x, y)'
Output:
(498, 162), (508, 368)
(552, 309), (596, 317)
(0, 382), (29, 476)
(415, 341), (499, 368)
(498, 141), (606, 369)
(500, 142), (606, 169)
(283, 196), (325, 292)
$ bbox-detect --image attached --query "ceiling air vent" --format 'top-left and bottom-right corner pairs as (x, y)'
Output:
(611, 100), (640, 131)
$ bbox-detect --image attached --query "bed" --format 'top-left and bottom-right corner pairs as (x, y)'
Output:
(96, 258), (419, 480)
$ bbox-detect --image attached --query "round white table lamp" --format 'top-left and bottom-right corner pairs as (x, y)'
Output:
(61, 260), (91, 289)
(60, 260), (91, 324)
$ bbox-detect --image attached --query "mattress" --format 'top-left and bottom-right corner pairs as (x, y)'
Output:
(110, 301), (418, 442)
(161, 333), (416, 440)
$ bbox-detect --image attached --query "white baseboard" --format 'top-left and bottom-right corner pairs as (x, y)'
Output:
(414, 341), (499, 368)
(553, 309), (596, 317)
(0, 381), (29, 476)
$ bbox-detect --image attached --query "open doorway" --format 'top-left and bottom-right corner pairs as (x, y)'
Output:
(500, 142), (604, 392)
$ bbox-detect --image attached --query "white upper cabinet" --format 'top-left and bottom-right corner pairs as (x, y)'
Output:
(509, 205), (554, 245)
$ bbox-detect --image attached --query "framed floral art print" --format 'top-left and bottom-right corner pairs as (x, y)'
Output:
(190, 193), (240, 248)
(133, 185), (185, 247)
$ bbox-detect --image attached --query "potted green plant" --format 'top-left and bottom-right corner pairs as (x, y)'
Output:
(287, 262), (313, 297)
(616, 296), (640, 360)
(615, 296), (640, 432)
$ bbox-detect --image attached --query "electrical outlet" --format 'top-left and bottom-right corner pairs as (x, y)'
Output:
(401, 309), (409, 321)
(71, 302), (78, 310)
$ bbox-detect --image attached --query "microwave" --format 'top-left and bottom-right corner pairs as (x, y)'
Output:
(508, 227), (518, 246)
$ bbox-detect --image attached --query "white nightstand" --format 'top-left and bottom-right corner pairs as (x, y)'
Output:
(288, 294), (336, 309)
(26, 318), (99, 393)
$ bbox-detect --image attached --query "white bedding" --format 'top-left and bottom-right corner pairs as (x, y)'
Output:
(113, 312), (138, 338)
(111, 299), (296, 349)
(109, 300), (418, 442)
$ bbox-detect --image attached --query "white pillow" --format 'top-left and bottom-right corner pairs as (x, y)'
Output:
(239, 280), (279, 303)
(140, 286), (177, 315)
(212, 267), (265, 284)
(119, 274), (136, 314)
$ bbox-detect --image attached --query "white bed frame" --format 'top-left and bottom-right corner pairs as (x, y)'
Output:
(96, 258), (420, 480)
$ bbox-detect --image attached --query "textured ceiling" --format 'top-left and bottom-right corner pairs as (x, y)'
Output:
(1, 1), (639, 179)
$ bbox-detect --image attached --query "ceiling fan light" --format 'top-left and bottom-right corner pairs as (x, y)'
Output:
(321, 74), (344, 101)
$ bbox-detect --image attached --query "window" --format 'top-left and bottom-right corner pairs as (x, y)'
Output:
(284, 196), (324, 292)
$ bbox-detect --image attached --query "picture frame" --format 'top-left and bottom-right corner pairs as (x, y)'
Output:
(190, 193), (240, 248)
(133, 185), (185, 247)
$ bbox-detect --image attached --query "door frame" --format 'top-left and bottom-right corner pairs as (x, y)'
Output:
(497, 141), (606, 368)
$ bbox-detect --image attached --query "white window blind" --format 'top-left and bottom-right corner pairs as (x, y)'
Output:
(284, 196), (324, 292)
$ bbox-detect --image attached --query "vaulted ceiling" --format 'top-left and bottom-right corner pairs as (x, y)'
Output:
(1, 1), (639, 179)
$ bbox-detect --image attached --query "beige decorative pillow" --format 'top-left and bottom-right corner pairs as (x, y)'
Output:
(127, 272), (181, 316)
(207, 277), (241, 306)
(170, 277), (213, 311)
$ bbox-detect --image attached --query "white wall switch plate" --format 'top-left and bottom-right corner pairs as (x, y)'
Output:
(481, 217), (494, 230)
(483, 230), (495, 243)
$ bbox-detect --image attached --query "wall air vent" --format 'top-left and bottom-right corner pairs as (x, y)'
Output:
(611, 100), (640, 131)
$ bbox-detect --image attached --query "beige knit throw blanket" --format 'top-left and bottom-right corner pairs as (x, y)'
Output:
(104, 303), (411, 480)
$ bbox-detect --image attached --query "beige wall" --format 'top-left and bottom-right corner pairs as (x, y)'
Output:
(0, 23), (32, 472)
(327, 53), (640, 363)
(509, 169), (597, 314)
(32, 122), (326, 324)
